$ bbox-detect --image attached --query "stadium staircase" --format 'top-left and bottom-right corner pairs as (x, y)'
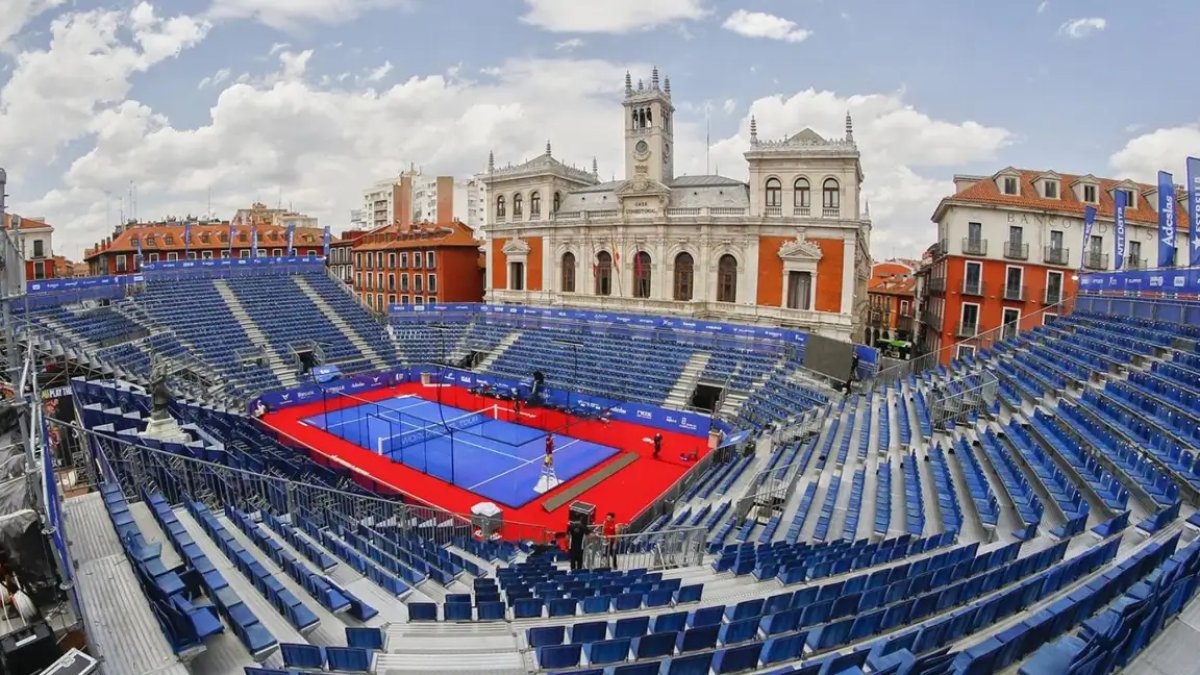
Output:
(664, 352), (712, 409)
(292, 275), (389, 370)
(475, 331), (522, 370)
(213, 279), (299, 388)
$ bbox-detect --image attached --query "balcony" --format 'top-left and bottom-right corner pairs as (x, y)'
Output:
(1083, 251), (1109, 270)
(1002, 284), (1027, 302)
(1003, 241), (1029, 260)
(961, 237), (988, 256)
(962, 280), (986, 297)
(930, 277), (946, 293)
(1044, 288), (1063, 305)
(1124, 255), (1146, 270)
(792, 205), (810, 217)
(765, 206), (782, 216)
(1043, 246), (1069, 266)
(920, 310), (939, 328)
(955, 322), (979, 338)
(822, 207), (840, 218)
(869, 310), (884, 325)
(933, 239), (948, 257)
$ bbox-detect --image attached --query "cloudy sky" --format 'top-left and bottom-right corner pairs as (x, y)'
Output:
(3, 0), (1198, 260)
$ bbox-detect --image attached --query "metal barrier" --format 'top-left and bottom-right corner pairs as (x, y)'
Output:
(582, 525), (707, 571)
(57, 417), (476, 547)
(1076, 294), (1200, 327)
(929, 370), (999, 431)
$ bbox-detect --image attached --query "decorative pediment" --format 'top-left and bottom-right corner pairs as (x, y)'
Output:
(615, 177), (671, 198)
(778, 239), (823, 262)
(502, 238), (531, 256)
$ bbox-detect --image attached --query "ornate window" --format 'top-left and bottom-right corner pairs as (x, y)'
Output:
(717, 254), (738, 303)
(553, 192), (562, 213)
(496, 195), (505, 217)
(794, 178), (811, 208)
(765, 178), (782, 207)
(561, 252), (576, 292)
(513, 193), (523, 217)
(822, 178), (840, 209)
(787, 272), (812, 310)
(673, 252), (694, 301)
(595, 251), (613, 296)
(530, 191), (541, 216)
(634, 251), (652, 298)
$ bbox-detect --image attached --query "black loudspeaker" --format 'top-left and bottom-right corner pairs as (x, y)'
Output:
(1, 622), (62, 675)
(569, 501), (595, 528)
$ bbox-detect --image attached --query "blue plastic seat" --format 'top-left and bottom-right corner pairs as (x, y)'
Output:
(633, 631), (678, 659)
(585, 637), (631, 665)
(326, 646), (372, 672)
(345, 626), (383, 650)
(280, 643), (324, 669)
(538, 643), (582, 670)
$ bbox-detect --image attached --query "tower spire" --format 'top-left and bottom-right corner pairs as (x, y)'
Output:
(749, 115), (758, 144)
(663, 75), (671, 97)
(545, 140), (552, 156)
(592, 157), (598, 176)
(651, 66), (659, 90)
(488, 150), (494, 172)
(624, 71), (632, 96)
(845, 111), (854, 143)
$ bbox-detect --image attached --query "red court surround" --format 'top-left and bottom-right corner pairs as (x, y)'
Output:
(262, 383), (709, 537)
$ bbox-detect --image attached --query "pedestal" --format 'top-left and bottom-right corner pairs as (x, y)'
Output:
(141, 415), (190, 444)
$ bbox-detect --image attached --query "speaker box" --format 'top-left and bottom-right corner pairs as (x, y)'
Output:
(568, 501), (595, 528)
(1, 622), (62, 675)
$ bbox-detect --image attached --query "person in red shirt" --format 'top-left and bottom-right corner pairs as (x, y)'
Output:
(602, 512), (620, 569)
(544, 433), (555, 467)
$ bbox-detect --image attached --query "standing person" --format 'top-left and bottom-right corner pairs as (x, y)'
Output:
(567, 518), (587, 571)
(544, 433), (555, 465)
(602, 513), (619, 569)
(652, 432), (663, 460)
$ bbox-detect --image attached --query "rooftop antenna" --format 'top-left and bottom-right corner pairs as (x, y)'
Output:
(207, 186), (212, 220)
(705, 104), (711, 174)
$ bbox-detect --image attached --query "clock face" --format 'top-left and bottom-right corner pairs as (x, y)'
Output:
(635, 140), (649, 154)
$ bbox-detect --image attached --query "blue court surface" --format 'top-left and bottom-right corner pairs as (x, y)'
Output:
(301, 395), (621, 507)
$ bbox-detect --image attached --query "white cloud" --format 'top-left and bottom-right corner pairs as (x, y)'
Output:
(268, 41), (290, 56)
(1109, 124), (1200, 183)
(721, 98), (736, 115)
(520, 0), (708, 33)
(206, 0), (413, 31)
(1058, 17), (1106, 39)
(722, 9), (812, 43)
(0, 0), (65, 50)
(0, 3), (209, 173)
(198, 67), (231, 89)
(554, 38), (585, 51)
(362, 60), (392, 83)
(1037, 1), (1048, 14)
(697, 89), (1012, 256)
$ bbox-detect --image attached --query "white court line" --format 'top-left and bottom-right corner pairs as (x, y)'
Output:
(388, 430), (529, 464)
(466, 438), (585, 491)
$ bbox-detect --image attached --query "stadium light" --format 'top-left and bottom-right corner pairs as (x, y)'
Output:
(550, 339), (584, 428)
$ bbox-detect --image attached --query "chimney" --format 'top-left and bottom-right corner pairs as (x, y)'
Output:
(397, 174), (414, 231)
(436, 176), (454, 224)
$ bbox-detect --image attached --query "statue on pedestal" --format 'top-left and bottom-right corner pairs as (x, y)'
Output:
(150, 365), (174, 421)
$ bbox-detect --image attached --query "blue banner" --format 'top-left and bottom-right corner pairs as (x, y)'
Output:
(311, 364), (340, 383)
(27, 274), (143, 293)
(255, 368), (410, 411)
(1189, 157), (1200, 267)
(251, 225), (259, 257)
(1080, 268), (1200, 296)
(286, 223), (296, 256)
(323, 225), (332, 258)
(1113, 191), (1127, 270)
(1158, 171), (1176, 268)
(1081, 205), (1097, 270)
(140, 254), (325, 277)
(183, 222), (193, 256)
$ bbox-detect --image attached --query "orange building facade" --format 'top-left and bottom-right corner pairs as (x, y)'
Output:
(867, 261), (916, 344)
(482, 72), (871, 341)
(919, 167), (1192, 363)
(351, 220), (484, 314)
(84, 222), (327, 276)
(4, 213), (57, 280)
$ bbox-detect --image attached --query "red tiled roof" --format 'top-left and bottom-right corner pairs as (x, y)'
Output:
(3, 213), (52, 230)
(935, 168), (1189, 231)
(352, 221), (479, 251)
(868, 275), (916, 296)
(85, 222), (326, 259)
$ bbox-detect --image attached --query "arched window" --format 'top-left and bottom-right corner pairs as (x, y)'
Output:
(634, 251), (652, 298)
(673, 252), (694, 301)
(765, 178), (782, 208)
(553, 192), (561, 213)
(794, 178), (811, 209)
(595, 251), (613, 296)
(561, 252), (576, 293)
(530, 191), (541, 216)
(512, 193), (523, 217)
(822, 178), (840, 210)
(717, 254), (738, 303)
(496, 195), (506, 217)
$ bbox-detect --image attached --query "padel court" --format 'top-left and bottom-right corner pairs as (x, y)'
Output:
(300, 394), (621, 507)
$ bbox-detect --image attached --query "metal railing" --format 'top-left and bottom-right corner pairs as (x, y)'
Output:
(928, 370), (999, 430)
(963, 281), (986, 297)
(929, 277), (946, 293)
(582, 525), (707, 571)
(1084, 252), (1109, 270)
(1044, 288), (1063, 305)
(962, 238), (988, 256)
(1043, 246), (1069, 266)
(1003, 241), (1029, 260)
(1003, 285), (1026, 302)
(955, 322), (979, 338)
(1125, 255), (1146, 270)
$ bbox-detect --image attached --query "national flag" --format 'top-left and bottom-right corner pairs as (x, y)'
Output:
(1158, 171), (1176, 268)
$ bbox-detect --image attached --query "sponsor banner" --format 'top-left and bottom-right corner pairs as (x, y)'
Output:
(1080, 268), (1200, 295)
(142, 255), (324, 274)
(1189, 157), (1200, 268)
(311, 365), (341, 383)
(27, 274), (143, 294)
(254, 368), (409, 411)
(1158, 171), (1177, 267)
(1114, 190), (1127, 270)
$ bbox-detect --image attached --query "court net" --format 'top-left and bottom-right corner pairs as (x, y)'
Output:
(375, 405), (498, 455)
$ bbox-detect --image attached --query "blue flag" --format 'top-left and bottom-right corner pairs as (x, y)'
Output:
(251, 225), (259, 257)
(1113, 190), (1127, 270)
(286, 223), (295, 256)
(183, 222), (192, 256)
(1189, 157), (1200, 267)
(1081, 205), (1097, 270)
(322, 225), (331, 258)
(1158, 171), (1176, 268)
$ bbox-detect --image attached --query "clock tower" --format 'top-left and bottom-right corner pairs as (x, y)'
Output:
(623, 68), (674, 184)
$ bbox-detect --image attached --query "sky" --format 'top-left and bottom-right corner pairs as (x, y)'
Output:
(2, 0), (1199, 261)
